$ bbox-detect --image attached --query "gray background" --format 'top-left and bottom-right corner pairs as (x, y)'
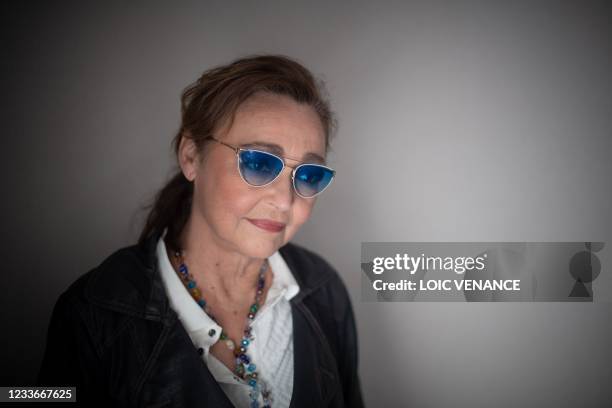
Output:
(2, 1), (611, 407)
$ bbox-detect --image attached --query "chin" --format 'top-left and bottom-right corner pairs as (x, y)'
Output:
(239, 239), (282, 259)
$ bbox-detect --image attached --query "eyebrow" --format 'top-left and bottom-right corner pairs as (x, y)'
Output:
(240, 141), (326, 164)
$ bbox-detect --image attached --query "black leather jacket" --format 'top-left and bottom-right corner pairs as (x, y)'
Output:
(38, 231), (364, 408)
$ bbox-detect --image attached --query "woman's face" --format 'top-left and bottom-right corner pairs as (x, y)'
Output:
(180, 92), (327, 259)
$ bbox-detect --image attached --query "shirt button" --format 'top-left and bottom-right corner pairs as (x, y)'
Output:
(197, 347), (204, 355)
(208, 328), (216, 337)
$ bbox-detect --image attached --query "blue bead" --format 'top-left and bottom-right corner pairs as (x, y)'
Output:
(247, 363), (256, 372)
(241, 339), (250, 346)
(179, 264), (188, 274)
(240, 354), (250, 364)
(250, 400), (259, 408)
(187, 281), (196, 289)
(249, 379), (257, 387)
(197, 299), (206, 307)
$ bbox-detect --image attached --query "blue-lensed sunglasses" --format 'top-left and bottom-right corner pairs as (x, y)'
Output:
(210, 137), (335, 198)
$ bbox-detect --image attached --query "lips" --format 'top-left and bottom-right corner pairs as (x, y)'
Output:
(247, 218), (287, 233)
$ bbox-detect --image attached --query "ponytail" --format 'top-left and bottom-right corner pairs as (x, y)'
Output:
(138, 171), (193, 252)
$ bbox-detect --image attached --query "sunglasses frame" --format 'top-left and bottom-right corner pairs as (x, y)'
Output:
(210, 137), (335, 198)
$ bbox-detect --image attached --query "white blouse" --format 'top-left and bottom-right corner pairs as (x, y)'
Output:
(156, 232), (299, 408)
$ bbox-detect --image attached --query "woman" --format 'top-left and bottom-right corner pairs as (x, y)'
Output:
(38, 55), (364, 408)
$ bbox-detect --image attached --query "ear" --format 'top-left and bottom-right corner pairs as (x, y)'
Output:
(177, 133), (200, 182)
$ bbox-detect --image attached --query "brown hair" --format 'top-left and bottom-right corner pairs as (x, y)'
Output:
(138, 55), (336, 251)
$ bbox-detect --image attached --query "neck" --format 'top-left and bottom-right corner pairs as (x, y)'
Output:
(168, 213), (269, 304)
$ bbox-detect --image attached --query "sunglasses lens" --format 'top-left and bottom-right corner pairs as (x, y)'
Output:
(294, 165), (335, 197)
(238, 150), (284, 186)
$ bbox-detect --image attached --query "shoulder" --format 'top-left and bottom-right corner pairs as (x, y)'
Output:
(279, 241), (336, 276)
(279, 242), (354, 323)
(44, 242), (162, 365)
(62, 244), (144, 294)
(56, 242), (155, 319)
(279, 241), (348, 297)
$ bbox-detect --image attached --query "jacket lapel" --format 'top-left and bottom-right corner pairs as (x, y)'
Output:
(289, 301), (339, 408)
(138, 310), (235, 407)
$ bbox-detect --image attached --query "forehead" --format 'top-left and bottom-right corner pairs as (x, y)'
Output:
(222, 93), (327, 163)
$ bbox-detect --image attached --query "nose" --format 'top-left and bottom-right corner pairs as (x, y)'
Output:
(266, 166), (295, 211)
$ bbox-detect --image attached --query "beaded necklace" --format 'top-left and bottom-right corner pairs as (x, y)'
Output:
(173, 250), (272, 408)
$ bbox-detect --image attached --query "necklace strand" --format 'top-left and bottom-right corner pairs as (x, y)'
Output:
(174, 250), (272, 408)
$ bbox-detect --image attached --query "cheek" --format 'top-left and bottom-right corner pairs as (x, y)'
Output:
(284, 200), (315, 241)
(196, 159), (257, 226)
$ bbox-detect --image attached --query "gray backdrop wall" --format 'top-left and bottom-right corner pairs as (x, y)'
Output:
(2, 1), (611, 407)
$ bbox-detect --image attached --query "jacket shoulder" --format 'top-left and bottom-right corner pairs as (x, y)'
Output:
(278, 242), (354, 312)
(279, 242), (345, 293)
(279, 241), (335, 270)
(57, 242), (155, 322)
